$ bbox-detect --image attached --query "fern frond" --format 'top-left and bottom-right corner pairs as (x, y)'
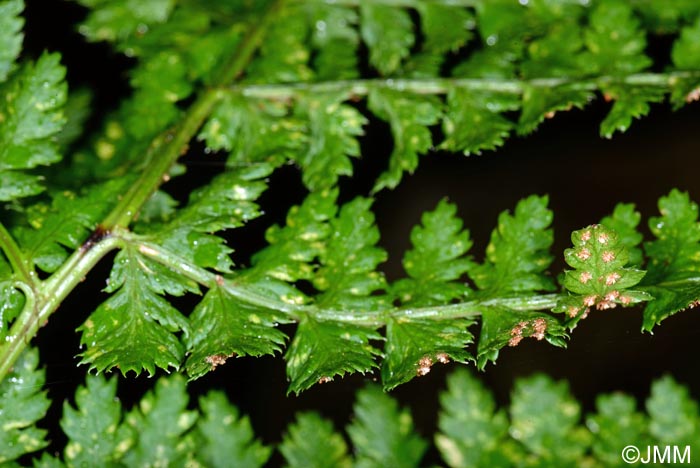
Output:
(0, 53), (67, 201)
(194, 391), (271, 467)
(123, 375), (198, 467)
(280, 413), (351, 468)
(7, 353), (700, 467)
(348, 385), (427, 468)
(78, 244), (196, 376)
(61, 376), (132, 464)
(185, 286), (289, 380)
(557, 224), (651, 328)
(0, 0), (23, 82)
(641, 190), (700, 331)
(0, 348), (48, 463)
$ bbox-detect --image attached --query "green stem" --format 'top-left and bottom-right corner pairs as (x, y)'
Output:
(130, 236), (562, 327)
(101, 90), (221, 230)
(0, 221), (36, 288)
(0, 236), (121, 380)
(0, 1), (286, 382)
(102, 0), (286, 230)
(233, 71), (700, 100)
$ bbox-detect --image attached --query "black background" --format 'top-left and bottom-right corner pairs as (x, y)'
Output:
(19, 0), (700, 462)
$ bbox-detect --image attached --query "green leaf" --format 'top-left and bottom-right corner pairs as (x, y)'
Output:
(473, 0), (527, 51)
(599, 87), (665, 138)
(280, 413), (351, 468)
(360, 3), (413, 76)
(673, 17), (700, 69)
(647, 375), (700, 445)
(16, 179), (129, 273)
(586, 393), (648, 466)
(246, 7), (312, 83)
(520, 22), (585, 79)
(582, 1), (651, 75)
(185, 286), (289, 380)
(61, 375), (132, 465)
(277, 200), (384, 391)
(0, 280), (25, 342)
(294, 92), (367, 191)
(392, 199), (472, 307)
(645, 189), (700, 283)
(285, 316), (381, 395)
(382, 316), (474, 390)
(557, 224), (651, 327)
(184, 26), (243, 86)
(470, 195), (554, 296)
(435, 369), (510, 468)
(148, 163), (272, 274)
(477, 308), (567, 369)
(111, 5), (243, 84)
(0, 0), (23, 82)
(441, 88), (513, 155)
(105, 5), (208, 58)
(670, 77), (700, 110)
(368, 89), (442, 192)
(194, 391), (271, 468)
(0, 348), (49, 463)
(76, 0), (176, 43)
(518, 86), (592, 135)
(313, 197), (387, 310)
(641, 189), (700, 330)
(0, 52), (67, 201)
(643, 282), (700, 334)
(246, 188), (337, 285)
(405, 4), (473, 77)
(123, 375), (197, 467)
(161, 229), (234, 275)
(381, 200), (475, 389)
(347, 385), (427, 468)
(124, 51), (192, 139)
(306, 4), (359, 80)
(509, 374), (590, 462)
(33, 454), (66, 468)
(418, 4), (472, 56)
(600, 203), (644, 267)
(198, 94), (303, 166)
(452, 46), (517, 80)
(130, 50), (190, 97)
(78, 245), (196, 376)
(636, 1), (700, 31)
(670, 18), (700, 107)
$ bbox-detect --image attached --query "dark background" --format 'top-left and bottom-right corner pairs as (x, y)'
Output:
(20, 0), (700, 462)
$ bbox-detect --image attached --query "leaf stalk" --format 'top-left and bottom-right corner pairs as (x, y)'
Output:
(101, 0), (287, 230)
(128, 234), (562, 327)
(0, 0), (287, 381)
(0, 236), (122, 381)
(231, 71), (700, 100)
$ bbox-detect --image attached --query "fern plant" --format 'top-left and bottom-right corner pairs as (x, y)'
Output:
(3, 0), (700, 463)
(5, 350), (700, 467)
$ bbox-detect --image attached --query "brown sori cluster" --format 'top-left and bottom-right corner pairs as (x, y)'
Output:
(416, 352), (450, 376)
(566, 304), (590, 320)
(568, 226), (633, 317)
(681, 300), (700, 312)
(205, 352), (236, 370)
(508, 318), (548, 347)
